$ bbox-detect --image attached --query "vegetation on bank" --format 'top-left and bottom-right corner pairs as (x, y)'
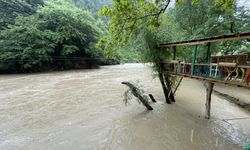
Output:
(0, 0), (117, 73)
(0, 0), (249, 74)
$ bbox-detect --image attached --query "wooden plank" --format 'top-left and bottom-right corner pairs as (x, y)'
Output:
(218, 62), (237, 67)
(173, 77), (183, 95)
(162, 71), (250, 89)
(160, 32), (250, 48)
(238, 65), (250, 69)
(205, 82), (214, 119)
(170, 60), (180, 63)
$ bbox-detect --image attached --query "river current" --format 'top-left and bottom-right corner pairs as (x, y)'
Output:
(0, 63), (249, 150)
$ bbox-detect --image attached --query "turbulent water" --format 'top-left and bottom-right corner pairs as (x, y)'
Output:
(0, 63), (249, 150)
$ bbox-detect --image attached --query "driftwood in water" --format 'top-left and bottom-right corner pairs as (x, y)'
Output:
(149, 94), (157, 103)
(121, 81), (153, 110)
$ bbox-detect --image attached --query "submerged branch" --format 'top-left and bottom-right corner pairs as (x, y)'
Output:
(121, 81), (153, 110)
(149, 94), (157, 103)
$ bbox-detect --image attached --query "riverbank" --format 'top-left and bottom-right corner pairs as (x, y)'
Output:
(0, 63), (249, 150)
(213, 84), (250, 111)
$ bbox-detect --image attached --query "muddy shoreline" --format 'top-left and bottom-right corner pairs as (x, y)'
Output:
(213, 90), (250, 111)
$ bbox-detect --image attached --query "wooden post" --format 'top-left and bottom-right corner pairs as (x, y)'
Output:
(206, 43), (211, 77)
(191, 45), (198, 76)
(205, 82), (214, 119)
(206, 43), (211, 64)
(173, 77), (183, 95)
(173, 46), (177, 60)
(149, 94), (157, 103)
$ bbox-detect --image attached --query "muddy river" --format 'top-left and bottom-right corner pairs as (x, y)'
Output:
(0, 64), (249, 150)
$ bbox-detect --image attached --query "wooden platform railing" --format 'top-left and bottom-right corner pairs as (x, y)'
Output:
(161, 61), (250, 88)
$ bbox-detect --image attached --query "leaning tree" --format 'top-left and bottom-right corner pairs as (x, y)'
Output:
(98, 0), (236, 104)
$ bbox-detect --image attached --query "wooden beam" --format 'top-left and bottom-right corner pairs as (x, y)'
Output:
(191, 46), (198, 76)
(206, 43), (211, 64)
(173, 46), (176, 60)
(160, 32), (250, 48)
(205, 82), (214, 119)
(173, 77), (183, 95)
(161, 71), (250, 89)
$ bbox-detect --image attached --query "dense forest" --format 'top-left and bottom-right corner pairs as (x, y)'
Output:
(0, 0), (115, 73)
(0, 0), (249, 73)
(99, 0), (250, 62)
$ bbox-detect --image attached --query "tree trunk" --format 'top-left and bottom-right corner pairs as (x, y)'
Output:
(163, 74), (176, 103)
(159, 73), (171, 104)
(169, 91), (176, 102)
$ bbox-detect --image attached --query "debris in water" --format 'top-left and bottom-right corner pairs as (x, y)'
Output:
(149, 94), (157, 103)
(121, 81), (153, 110)
(190, 129), (194, 142)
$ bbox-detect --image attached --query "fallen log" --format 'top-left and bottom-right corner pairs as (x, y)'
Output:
(122, 81), (153, 110)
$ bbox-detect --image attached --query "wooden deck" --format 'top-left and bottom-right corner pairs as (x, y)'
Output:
(159, 32), (250, 119)
(161, 62), (250, 89)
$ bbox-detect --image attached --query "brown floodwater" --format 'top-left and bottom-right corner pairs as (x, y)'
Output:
(0, 63), (249, 150)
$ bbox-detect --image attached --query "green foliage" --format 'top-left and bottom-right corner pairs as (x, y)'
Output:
(0, 0), (43, 30)
(98, 0), (239, 60)
(119, 48), (141, 63)
(72, 0), (111, 17)
(158, 0), (250, 58)
(171, 0), (247, 37)
(0, 0), (105, 73)
(1, 0), (246, 73)
(98, 0), (162, 58)
(98, 0), (240, 102)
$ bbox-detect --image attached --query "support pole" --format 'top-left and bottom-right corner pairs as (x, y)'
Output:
(206, 43), (211, 77)
(173, 46), (177, 60)
(206, 43), (211, 64)
(173, 77), (183, 95)
(191, 45), (198, 76)
(149, 94), (157, 103)
(205, 82), (214, 119)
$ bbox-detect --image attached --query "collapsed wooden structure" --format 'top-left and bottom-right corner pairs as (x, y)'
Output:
(159, 32), (250, 119)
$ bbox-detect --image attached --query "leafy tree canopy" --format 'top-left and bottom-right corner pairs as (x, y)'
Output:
(0, 0), (105, 73)
(159, 0), (250, 58)
(98, 0), (239, 58)
(72, 0), (111, 17)
(0, 0), (44, 30)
